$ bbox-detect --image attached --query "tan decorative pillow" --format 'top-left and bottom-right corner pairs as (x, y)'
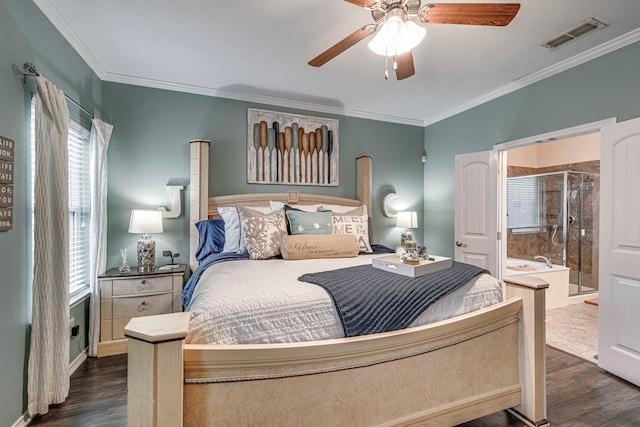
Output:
(332, 215), (373, 253)
(243, 210), (287, 260)
(281, 234), (360, 260)
(237, 205), (274, 254)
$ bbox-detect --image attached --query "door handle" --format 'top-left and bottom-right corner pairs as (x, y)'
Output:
(455, 240), (467, 248)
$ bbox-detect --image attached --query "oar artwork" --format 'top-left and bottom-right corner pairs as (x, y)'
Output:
(321, 125), (329, 184)
(301, 131), (309, 183)
(315, 128), (323, 184)
(253, 123), (261, 181)
(292, 123), (299, 183)
(267, 127), (276, 182)
(259, 121), (267, 181)
(284, 126), (293, 183)
(248, 111), (337, 185)
(309, 131), (316, 184)
(272, 122), (279, 181)
(327, 130), (333, 184)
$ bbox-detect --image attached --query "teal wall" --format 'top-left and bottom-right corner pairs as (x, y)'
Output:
(0, 1), (102, 424)
(102, 83), (426, 268)
(423, 41), (640, 258)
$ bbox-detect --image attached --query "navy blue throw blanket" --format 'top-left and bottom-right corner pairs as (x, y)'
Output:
(298, 261), (489, 337)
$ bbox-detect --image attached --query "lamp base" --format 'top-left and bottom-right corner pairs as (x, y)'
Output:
(137, 235), (156, 271)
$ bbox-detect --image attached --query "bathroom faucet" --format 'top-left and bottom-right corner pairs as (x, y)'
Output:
(534, 255), (552, 268)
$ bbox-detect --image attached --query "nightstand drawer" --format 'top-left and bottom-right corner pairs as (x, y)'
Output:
(112, 275), (172, 296)
(112, 293), (173, 319)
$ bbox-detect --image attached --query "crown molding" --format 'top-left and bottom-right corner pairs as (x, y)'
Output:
(103, 71), (425, 127)
(422, 28), (640, 126)
(34, 0), (107, 80)
(34, 0), (640, 128)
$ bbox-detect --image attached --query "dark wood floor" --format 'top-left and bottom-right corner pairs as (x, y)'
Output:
(30, 346), (640, 426)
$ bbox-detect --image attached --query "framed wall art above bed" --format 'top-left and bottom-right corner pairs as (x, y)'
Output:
(247, 108), (339, 186)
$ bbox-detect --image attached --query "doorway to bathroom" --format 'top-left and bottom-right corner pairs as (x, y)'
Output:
(505, 135), (600, 299)
(502, 132), (600, 362)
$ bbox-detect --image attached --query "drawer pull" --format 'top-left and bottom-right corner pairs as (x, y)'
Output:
(137, 301), (149, 312)
(137, 280), (149, 291)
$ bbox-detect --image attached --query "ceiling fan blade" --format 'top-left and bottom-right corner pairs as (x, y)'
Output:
(309, 24), (376, 67)
(419, 3), (521, 26)
(395, 51), (415, 80)
(344, 0), (378, 7)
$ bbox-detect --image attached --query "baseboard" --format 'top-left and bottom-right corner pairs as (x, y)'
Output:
(13, 349), (88, 426)
(69, 349), (88, 376)
(12, 411), (32, 427)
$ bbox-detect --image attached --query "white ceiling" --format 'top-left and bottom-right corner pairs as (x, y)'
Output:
(36, 0), (640, 126)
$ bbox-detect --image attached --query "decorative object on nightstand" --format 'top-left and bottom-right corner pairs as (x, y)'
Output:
(128, 209), (163, 272)
(396, 210), (418, 248)
(118, 248), (131, 273)
(162, 250), (180, 268)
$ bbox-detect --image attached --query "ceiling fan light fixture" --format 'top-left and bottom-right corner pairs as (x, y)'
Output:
(368, 17), (425, 57)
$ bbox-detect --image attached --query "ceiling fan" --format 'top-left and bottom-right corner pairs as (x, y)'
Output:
(309, 1), (521, 80)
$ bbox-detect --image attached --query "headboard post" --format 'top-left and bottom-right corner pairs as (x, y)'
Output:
(356, 155), (373, 216)
(189, 139), (210, 272)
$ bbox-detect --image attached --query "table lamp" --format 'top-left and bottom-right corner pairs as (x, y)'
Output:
(396, 211), (418, 248)
(128, 209), (163, 271)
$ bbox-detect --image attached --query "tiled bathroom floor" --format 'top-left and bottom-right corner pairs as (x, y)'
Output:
(546, 302), (599, 363)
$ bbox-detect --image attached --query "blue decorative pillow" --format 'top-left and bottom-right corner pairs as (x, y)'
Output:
(195, 219), (226, 260)
(286, 210), (333, 235)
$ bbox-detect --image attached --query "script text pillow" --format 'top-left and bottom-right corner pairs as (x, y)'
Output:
(281, 234), (360, 260)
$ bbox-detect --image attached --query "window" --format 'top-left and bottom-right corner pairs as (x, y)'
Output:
(30, 98), (91, 299)
(506, 176), (543, 233)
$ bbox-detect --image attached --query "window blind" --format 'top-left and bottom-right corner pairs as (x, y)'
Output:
(67, 120), (91, 295)
(507, 176), (542, 231)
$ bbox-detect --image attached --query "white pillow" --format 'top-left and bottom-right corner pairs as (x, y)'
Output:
(319, 203), (368, 217)
(269, 201), (320, 212)
(218, 206), (241, 253)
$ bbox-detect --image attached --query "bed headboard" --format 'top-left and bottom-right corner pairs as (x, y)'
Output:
(188, 139), (373, 271)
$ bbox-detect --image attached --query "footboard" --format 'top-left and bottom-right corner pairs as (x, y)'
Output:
(125, 277), (548, 427)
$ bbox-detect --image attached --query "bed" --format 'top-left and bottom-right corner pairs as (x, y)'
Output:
(124, 141), (549, 427)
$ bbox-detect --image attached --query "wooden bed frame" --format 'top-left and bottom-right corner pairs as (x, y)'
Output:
(124, 140), (549, 426)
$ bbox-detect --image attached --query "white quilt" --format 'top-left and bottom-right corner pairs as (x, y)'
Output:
(186, 255), (503, 345)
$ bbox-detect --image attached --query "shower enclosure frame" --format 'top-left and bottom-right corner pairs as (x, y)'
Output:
(506, 170), (599, 296)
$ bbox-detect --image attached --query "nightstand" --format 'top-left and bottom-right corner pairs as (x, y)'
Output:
(97, 264), (187, 357)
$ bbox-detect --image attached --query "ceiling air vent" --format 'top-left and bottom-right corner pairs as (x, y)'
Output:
(542, 18), (607, 50)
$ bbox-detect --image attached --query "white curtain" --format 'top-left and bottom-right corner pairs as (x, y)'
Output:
(88, 118), (113, 357)
(28, 76), (71, 415)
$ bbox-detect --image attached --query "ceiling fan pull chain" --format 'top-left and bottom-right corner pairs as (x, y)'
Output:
(384, 46), (389, 79)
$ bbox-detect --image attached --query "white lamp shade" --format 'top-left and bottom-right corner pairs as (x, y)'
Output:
(128, 209), (163, 234)
(368, 18), (426, 57)
(396, 211), (418, 229)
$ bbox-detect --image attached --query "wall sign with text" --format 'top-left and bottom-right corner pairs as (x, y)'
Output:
(0, 136), (14, 231)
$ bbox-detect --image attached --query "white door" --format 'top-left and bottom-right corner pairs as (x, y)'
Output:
(454, 151), (499, 276)
(598, 117), (640, 387)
